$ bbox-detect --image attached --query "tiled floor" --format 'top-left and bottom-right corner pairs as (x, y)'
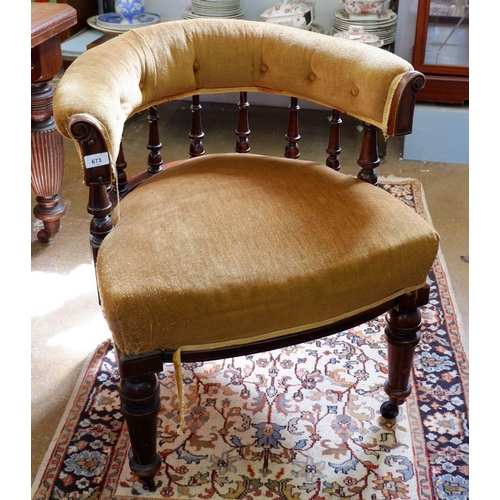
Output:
(31, 99), (469, 485)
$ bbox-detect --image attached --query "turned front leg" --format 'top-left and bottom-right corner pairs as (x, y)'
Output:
(381, 285), (430, 419)
(119, 373), (162, 491)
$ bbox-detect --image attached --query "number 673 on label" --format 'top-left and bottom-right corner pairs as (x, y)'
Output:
(84, 152), (110, 169)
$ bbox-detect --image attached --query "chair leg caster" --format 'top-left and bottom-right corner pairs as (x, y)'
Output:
(380, 401), (399, 419)
(129, 449), (161, 492)
(142, 476), (157, 492)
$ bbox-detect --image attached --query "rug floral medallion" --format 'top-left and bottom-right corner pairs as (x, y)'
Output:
(32, 179), (469, 500)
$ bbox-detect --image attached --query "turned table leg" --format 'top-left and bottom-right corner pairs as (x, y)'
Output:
(31, 36), (66, 243)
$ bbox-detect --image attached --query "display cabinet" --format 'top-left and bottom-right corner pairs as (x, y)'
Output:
(412, 0), (469, 104)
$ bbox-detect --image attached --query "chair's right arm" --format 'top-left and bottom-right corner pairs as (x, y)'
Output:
(68, 114), (114, 259)
(386, 71), (426, 136)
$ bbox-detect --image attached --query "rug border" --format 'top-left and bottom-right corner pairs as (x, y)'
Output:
(32, 177), (469, 498)
(31, 339), (113, 497)
(379, 175), (468, 359)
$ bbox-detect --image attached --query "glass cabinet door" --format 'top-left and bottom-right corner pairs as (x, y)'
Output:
(412, 0), (469, 104)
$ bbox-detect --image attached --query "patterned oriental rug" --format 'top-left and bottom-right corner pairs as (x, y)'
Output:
(32, 179), (469, 500)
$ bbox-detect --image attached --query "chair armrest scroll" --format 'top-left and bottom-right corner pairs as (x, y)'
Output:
(68, 114), (113, 189)
(386, 71), (426, 136)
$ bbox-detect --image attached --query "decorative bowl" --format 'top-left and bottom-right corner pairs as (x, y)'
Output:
(115, 0), (146, 24)
(341, 0), (385, 15)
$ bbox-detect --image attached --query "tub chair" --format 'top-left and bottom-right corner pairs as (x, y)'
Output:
(54, 18), (439, 490)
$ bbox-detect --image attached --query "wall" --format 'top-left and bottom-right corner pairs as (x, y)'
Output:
(403, 104), (469, 164)
(143, 0), (418, 63)
(393, 0), (418, 63)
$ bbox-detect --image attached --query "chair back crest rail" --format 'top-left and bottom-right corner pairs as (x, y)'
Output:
(55, 19), (423, 159)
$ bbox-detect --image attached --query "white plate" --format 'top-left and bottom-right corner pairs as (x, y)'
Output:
(333, 17), (397, 35)
(333, 20), (396, 31)
(182, 8), (246, 19)
(191, 0), (241, 15)
(334, 17), (397, 30)
(193, 0), (241, 3)
(333, 28), (394, 45)
(192, 8), (242, 16)
(192, 0), (241, 5)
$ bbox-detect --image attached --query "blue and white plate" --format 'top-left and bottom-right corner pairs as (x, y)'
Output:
(95, 12), (161, 31)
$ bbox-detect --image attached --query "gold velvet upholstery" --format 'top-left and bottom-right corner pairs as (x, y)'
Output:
(97, 153), (439, 356)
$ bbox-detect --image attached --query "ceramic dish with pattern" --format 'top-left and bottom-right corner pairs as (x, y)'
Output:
(334, 8), (396, 22)
(88, 14), (162, 33)
(95, 12), (162, 30)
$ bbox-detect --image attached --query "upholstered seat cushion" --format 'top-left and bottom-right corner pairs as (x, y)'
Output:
(96, 153), (439, 356)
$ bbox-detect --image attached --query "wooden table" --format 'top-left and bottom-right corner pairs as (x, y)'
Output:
(32, 3), (77, 243)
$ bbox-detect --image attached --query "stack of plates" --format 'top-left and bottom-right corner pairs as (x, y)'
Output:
(182, 0), (245, 19)
(332, 9), (397, 47)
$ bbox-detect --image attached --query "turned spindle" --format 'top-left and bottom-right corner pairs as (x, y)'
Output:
(285, 97), (300, 159)
(189, 95), (205, 157)
(235, 92), (251, 153)
(326, 109), (342, 170)
(147, 106), (163, 174)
